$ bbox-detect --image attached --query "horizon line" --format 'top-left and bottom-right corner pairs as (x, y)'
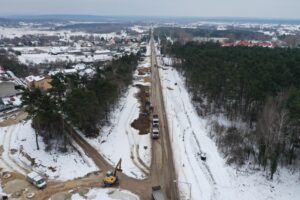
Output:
(0, 14), (300, 21)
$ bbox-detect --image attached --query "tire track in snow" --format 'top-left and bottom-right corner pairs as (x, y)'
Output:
(98, 86), (150, 178)
(2, 124), (28, 174)
(125, 99), (150, 177)
(169, 69), (219, 200)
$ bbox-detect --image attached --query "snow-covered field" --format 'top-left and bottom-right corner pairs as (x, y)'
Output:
(82, 44), (152, 179)
(0, 26), (120, 39)
(18, 53), (112, 64)
(131, 26), (146, 34)
(0, 121), (98, 181)
(159, 61), (300, 200)
(71, 188), (139, 200)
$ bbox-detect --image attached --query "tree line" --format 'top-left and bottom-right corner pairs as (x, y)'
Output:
(22, 54), (138, 151)
(154, 27), (271, 43)
(0, 49), (29, 77)
(165, 41), (300, 178)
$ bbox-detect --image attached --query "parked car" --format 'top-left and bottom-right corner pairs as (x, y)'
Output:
(0, 193), (8, 200)
(200, 152), (207, 161)
(152, 124), (160, 139)
(26, 171), (47, 189)
(153, 114), (159, 126)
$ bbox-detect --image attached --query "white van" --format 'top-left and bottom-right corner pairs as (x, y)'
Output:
(26, 171), (47, 189)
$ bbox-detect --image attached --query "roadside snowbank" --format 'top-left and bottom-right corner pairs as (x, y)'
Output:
(0, 121), (98, 181)
(159, 65), (300, 200)
(82, 43), (152, 179)
(84, 86), (150, 179)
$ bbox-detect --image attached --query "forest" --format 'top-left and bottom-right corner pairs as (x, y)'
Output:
(164, 41), (300, 178)
(0, 49), (29, 77)
(154, 27), (271, 42)
(22, 54), (138, 151)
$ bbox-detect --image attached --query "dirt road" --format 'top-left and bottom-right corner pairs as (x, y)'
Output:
(149, 36), (179, 200)
(30, 34), (178, 200)
(0, 110), (28, 127)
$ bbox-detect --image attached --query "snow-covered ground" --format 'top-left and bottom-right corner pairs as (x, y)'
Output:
(84, 86), (150, 179)
(0, 121), (98, 181)
(131, 26), (146, 34)
(0, 26), (119, 39)
(18, 53), (112, 65)
(82, 44), (152, 179)
(71, 188), (139, 200)
(158, 60), (300, 200)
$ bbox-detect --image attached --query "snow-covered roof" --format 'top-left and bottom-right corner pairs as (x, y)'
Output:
(95, 49), (111, 54)
(48, 70), (61, 76)
(64, 69), (77, 74)
(73, 63), (86, 71)
(25, 75), (45, 82)
(50, 47), (64, 54)
(84, 68), (94, 74)
(27, 171), (43, 182)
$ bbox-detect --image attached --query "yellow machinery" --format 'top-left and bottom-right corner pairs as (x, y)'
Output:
(103, 158), (122, 187)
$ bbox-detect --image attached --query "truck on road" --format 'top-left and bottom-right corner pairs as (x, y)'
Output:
(152, 186), (167, 200)
(26, 171), (47, 189)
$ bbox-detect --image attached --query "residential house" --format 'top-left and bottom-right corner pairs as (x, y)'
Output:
(25, 75), (52, 90)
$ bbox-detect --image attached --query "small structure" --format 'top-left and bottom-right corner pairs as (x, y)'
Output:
(200, 152), (207, 161)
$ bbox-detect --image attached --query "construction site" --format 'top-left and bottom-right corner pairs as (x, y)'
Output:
(1, 25), (300, 200)
(0, 33), (177, 200)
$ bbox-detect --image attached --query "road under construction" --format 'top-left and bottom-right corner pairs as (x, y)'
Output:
(31, 33), (179, 200)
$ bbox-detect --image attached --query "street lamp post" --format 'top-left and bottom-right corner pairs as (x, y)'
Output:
(173, 179), (192, 200)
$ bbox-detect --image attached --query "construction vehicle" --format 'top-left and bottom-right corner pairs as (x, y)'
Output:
(103, 158), (122, 187)
(152, 186), (167, 200)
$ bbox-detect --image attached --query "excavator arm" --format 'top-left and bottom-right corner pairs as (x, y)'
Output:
(113, 158), (122, 176)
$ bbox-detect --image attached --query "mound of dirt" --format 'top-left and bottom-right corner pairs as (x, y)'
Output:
(131, 85), (151, 135)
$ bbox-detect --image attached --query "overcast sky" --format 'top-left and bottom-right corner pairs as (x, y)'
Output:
(0, 0), (299, 19)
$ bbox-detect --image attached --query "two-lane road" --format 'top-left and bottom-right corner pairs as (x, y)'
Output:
(149, 35), (179, 200)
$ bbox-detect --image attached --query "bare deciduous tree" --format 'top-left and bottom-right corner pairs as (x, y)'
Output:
(256, 92), (290, 178)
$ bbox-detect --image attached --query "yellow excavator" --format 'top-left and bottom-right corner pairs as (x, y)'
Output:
(103, 158), (122, 187)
